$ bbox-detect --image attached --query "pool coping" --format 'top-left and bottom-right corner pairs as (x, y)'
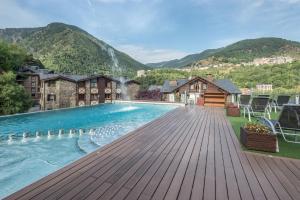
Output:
(0, 101), (185, 118)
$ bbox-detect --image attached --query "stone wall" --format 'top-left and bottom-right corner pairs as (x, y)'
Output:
(41, 79), (77, 110)
(85, 80), (91, 105)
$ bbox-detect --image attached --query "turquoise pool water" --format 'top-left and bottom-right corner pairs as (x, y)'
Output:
(0, 103), (177, 198)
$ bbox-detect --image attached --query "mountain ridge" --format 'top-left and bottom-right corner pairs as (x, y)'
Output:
(0, 22), (149, 77)
(147, 37), (300, 68)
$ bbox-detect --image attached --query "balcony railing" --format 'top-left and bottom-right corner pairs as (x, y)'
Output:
(78, 87), (86, 94)
(116, 88), (122, 94)
(91, 101), (99, 105)
(105, 88), (112, 94)
(91, 88), (98, 94)
(78, 101), (85, 106)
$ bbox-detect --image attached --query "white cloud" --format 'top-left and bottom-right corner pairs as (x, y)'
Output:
(0, 0), (44, 28)
(116, 44), (189, 63)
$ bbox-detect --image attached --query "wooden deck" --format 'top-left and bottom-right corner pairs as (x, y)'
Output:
(5, 107), (300, 200)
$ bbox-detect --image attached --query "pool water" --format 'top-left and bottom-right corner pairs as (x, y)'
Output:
(0, 103), (177, 198)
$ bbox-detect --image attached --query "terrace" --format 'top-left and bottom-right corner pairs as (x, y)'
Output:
(5, 106), (300, 200)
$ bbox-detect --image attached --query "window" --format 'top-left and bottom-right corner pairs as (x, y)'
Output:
(31, 82), (36, 87)
(47, 94), (56, 101)
(48, 80), (56, 87)
(91, 94), (98, 100)
(78, 81), (85, 87)
(106, 81), (111, 88)
(78, 94), (85, 101)
(105, 94), (111, 99)
(190, 84), (195, 90)
(195, 83), (200, 91)
(116, 93), (121, 99)
(31, 88), (36, 93)
(31, 93), (36, 97)
(91, 79), (97, 88)
(202, 84), (207, 90)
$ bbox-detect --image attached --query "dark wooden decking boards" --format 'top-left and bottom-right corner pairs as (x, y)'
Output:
(5, 107), (300, 200)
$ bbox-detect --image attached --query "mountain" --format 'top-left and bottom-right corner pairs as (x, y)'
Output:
(147, 49), (221, 68)
(147, 37), (300, 68)
(0, 22), (149, 77)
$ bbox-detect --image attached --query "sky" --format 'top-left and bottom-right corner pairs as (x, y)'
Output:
(1, 0), (300, 63)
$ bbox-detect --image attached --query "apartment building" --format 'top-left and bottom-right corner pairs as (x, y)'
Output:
(17, 66), (140, 110)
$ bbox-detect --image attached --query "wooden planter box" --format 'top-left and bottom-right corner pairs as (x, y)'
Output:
(240, 127), (278, 152)
(226, 105), (240, 117)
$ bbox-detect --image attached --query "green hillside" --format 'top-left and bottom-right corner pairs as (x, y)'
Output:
(147, 37), (300, 68)
(214, 37), (300, 63)
(137, 61), (300, 94)
(0, 22), (149, 77)
(147, 49), (221, 68)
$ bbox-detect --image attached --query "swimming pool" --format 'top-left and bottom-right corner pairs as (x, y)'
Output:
(0, 103), (177, 198)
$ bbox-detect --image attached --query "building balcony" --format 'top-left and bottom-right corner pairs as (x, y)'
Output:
(116, 88), (122, 94)
(78, 101), (85, 106)
(91, 88), (98, 94)
(105, 88), (112, 94)
(78, 87), (86, 94)
(91, 100), (99, 105)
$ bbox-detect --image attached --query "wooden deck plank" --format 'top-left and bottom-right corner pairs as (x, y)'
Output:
(147, 108), (202, 200)
(123, 109), (207, 200)
(271, 158), (300, 192)
(264, 157), (299, 199)
(220, 110), (254, 200)
(246, 154), (280, 200)
(214, 110), (229, 200)
(284, 160), (300, 179)
(190, 109), (211, 200)
(214, 111), (241, 200)
(176, 109), (209, 200)
(164, 108), (207, 200)
(5, 106), (300, 200)
(255, 156), (293, 200)
(203, 110), (216, 200)
(220, 110), (267, 200)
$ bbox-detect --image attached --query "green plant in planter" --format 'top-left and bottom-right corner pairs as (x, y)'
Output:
(244, 123), (270, 135)
(241, 122), (278, 152)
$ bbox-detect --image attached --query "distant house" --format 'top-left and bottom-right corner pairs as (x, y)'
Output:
(137, 70), (145, 77)
(256, 84), (272, 92)
(161, 76), (241, 107)
(148, 85), (162, 91)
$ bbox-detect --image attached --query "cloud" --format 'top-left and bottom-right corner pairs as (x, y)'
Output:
(116, 44), (189, 63)
(0, 0), (44, 28)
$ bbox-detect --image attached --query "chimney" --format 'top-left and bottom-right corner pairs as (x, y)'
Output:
(207, 74), (214, 82)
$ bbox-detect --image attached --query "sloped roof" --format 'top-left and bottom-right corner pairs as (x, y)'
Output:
(214, 79), (241, 94)
(161, 79), (189, 93)
(162, 77), (240, 94)
(112, 77), (140, 85)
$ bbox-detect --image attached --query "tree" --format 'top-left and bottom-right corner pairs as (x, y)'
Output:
(0, 41), (27, 71)
(0, 72), (32, 115)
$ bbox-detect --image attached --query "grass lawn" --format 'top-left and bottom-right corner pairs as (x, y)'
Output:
(228, 112), (300, 160)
